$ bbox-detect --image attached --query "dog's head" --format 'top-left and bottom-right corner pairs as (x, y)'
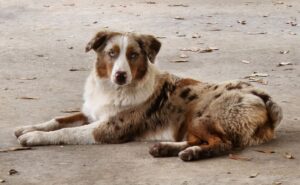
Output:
(86, 31), (161, 86)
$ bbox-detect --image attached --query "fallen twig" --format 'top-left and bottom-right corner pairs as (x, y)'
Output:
(0, 147), (32, 153)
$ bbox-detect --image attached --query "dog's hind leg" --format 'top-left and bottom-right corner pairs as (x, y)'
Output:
(15, 112), (88, 138)
(178, 116), (232, 161)
(178, 136), (232, 161)
(149, 141), (190, 157)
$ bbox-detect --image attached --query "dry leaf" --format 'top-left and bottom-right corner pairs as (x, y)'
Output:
(245, 72), (269, 78)
(179, 54), (189, 58)
(247, 32), (267, 35)
(61, 109), (81, 113)
(287, 21), (297, 26)
(146, 1), (156, 4)
(9, 169), (18, 175)
(170, 59), (189, 63)
(254, 149), (275, 154)
(174, 16), (185, 20)
(248, 78), (268, 85)
(18, 77), (37, 80)
(228, 154), (252, 161)
(209, 28), (222, 31)
(284, 152), (295, 159)
(69, 68), (88, 71)
(0, 147), (32, 153)
(241, 60), (251, 64)
(180, 47), (199, 52)
(177, 34), (186, 37)
(273, 1), (284, 5)
(237, 20), (247, 25)
(36, 54), (44, 57)
(279, 50), (289, 54)
(168, 4), (188, 7)
(283, 68), (294, 71)
(17, 96), (39, 100)
(210, 46), (219, 50)
(192, 33), (201, 38)
(277, 62), (293, 67)
(199, 47), (219, 53)
(63, 3), (75, 6)
(249, 172), (259, 178)
(156, 36), (166, 39)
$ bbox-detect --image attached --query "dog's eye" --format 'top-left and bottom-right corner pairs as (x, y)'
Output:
(130, 52), (138, 60)
(108, 50), (116, 57)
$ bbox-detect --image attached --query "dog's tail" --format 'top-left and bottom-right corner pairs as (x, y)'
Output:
(251, 90), (283, 128)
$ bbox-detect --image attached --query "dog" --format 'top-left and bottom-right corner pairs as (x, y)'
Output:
(14, 31), (283, 161)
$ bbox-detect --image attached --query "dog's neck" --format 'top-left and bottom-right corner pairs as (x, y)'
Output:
(85, 62), (160, 108)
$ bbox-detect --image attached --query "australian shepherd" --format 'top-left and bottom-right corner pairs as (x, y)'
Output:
(15, 31), (283, 161)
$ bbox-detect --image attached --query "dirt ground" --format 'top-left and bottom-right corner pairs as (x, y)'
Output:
(0, 0), (299, 184)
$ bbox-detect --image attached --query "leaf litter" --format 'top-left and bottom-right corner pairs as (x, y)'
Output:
(69, 68), (88, 72)
(61, 108), (81, 113)
(244, 72), (269, 85)
(277, 62), (293, 67)
(17, 96), (39, 100)
(254, 149), (275, 154)
(191, 33), (201, 38)
(180, 47), (218, 53)
(237, 20), (247, 25)
(174, 16), (185, 20)
(284, 152), (295, 159)
(9, 169), (18, 175)
(17, 77), (37, 80)
(247, 32), (267, 35)
(279, 50), (289, 54)
(170, 59), (189, 63)
(228, 154), (252, 161)
(241, 60), (251, 64)
(168, 4), (189, 7)
(249, 172), (259, 178)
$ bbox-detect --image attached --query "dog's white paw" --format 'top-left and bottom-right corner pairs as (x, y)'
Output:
(14, 126), (37, 138)
(14, 119), (59, 138)
(17, 131), (46, 146)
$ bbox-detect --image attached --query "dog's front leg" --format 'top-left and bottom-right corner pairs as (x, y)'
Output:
(14, 112), (88, 138)
(18, 121), (100, 146)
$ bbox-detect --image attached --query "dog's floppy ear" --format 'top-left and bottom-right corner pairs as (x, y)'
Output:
(137, 35), (161, 63)
(85, 31), (118, 52)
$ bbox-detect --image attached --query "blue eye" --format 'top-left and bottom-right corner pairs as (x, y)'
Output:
(108, 50), (116, 57)
(130, 52), (138, 59)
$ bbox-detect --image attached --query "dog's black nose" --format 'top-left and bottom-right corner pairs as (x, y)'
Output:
(115, 71), (127, 85)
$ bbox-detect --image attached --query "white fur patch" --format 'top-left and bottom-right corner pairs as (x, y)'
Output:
(110, 36), (133, 85)
(82, 63), (159, 122)
(138, 127), (175, 141)
(14, 119), (59, 137)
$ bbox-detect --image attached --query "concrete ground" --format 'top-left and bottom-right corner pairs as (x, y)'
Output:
(0, 0), (299, 184)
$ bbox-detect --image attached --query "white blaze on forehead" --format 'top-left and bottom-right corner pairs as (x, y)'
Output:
(110, 35), (132, 84)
